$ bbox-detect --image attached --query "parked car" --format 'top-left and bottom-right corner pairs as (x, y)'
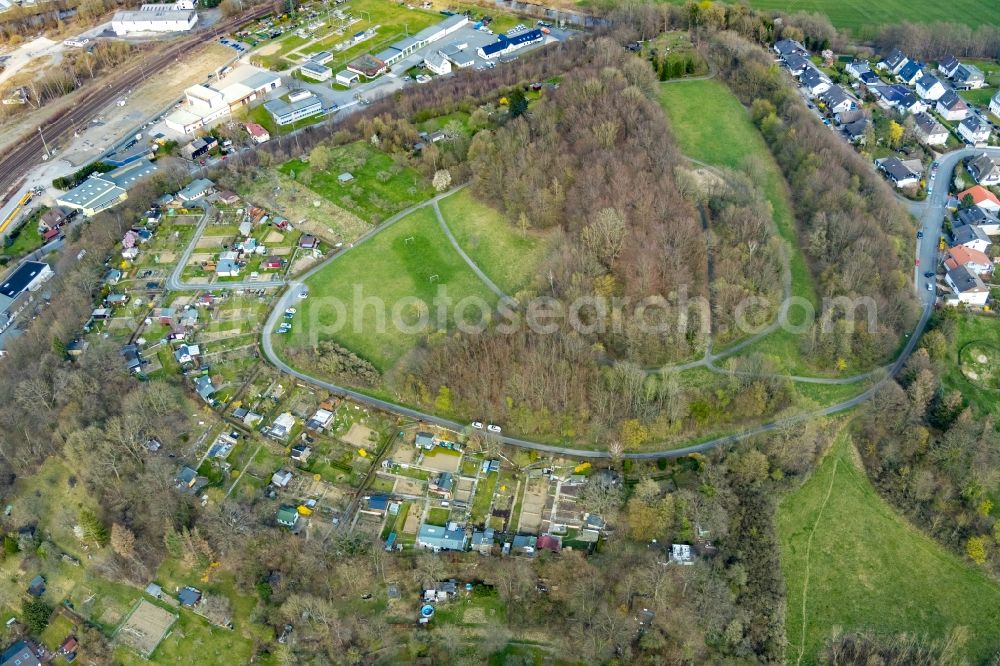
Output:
(471, 421), (484, 429)
(487, 424), (501, 433)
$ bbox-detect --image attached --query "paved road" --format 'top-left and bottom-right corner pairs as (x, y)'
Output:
(254, 149), (989, 459)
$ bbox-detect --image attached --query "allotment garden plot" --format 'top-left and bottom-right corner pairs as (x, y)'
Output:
(278, 141), (435, 224)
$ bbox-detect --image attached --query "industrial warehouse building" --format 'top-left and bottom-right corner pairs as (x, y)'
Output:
(56, 160), (158, 216)
(263, 96), (323, 126)
(165, 66), (282, 134)
(0, 261), (53, 330)
(300, 60), (332, 81)
(478, 29), (544, 59)
(374, 13), (468, 68)
(111, 2), (198, 36)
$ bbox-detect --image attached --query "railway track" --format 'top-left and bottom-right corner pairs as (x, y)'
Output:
(0, 5), (271, 199)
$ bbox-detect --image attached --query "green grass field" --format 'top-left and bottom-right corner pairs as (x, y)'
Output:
(437, 189), (551, 295)
(939, 314), (1000, 416)
(780, 430), (1000, 664)
(279, 141), (435, 224)
(651, 0), (1000, 35)
(285, 206), (498, 372)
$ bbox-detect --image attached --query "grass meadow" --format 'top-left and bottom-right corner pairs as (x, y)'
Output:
(287, 206), (497, 372)
(437, 189), (552, 295)
(779, 429), (1000, 664)
(650, 0), (1000, 36)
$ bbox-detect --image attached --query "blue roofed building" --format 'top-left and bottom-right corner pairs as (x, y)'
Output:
(1, 641), (41, 666)
(471, 527), (494, 555)
(477, 29), (544, 59)
(417, 523), (466, 551)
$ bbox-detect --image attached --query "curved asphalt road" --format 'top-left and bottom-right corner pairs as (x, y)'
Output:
(256, 147), (994, 459)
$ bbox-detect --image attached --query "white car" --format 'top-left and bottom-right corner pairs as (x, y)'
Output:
(297, 290), (308, 299)
(285, 308), (297, 315)
(487, 424), (501, 433)
(471, 421), (484, 430)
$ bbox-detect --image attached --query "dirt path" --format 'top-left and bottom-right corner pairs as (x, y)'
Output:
(794, 454), (841, 666)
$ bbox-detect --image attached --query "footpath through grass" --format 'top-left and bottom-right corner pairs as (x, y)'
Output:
(779, 429), (1000, 665)
(287, 206), (498, 372)
(437, 189), (551, 295)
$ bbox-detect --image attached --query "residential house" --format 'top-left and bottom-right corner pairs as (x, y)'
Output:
(364, 495), (389, 514)
(800, 67), (831, 97)
(424, 52), (451, 75)
(958, 185), (1000, 213)
(510, 534), (537, 555)
(671, 543), (695, 565)
(783, 53), (810, 77)
(245, 122), (270, 144)
(915, 72), (946, 100)
(276, 506), (299, 527)
(773, 38), (808, 59)
(937, 54), (961, 78)
(145, 583), (163, 598)
(471, 528), (495, 555)
(305, 407), (334, 430)
(959, 116), (991, 146)
(290, 444), (312, 462)
(944, 245), (992, 276)
(819, 85), (856, 114)
(842, 117), (870, 144)
(897, 60), (923, 86)
(269, 412), (296, 439)
(945, 265), (989, 305)
(271, 469), (293, 487)
(27, 574), (45, 596)
(216, 258), (240, 277)
(121, 343), (142, 373)
(422, 580), (458, 602)
(416, 524), (467, 551)
(955, 205), (1000, 235)
(217, 190), (240, 205)
(183, 136), (217, 160)
(156, 306), (175, 324)
(0, 641), (41, 666)
(951, 224), (991, 253)
(878, 48), (909, 74)
(176, 466), (198, 489)
(178, 586), (202, 607)
(264, 257), (283, 270)
(913, 112), (949, 146)
(430, 472), (454, 499)
(298, 234), (319, 249)
(859, 70), (880, 87)
(991, 91), (1000, 118)
(194, 374), (216, 402)
(104, 268), (122, 285)
(173, 343), (199, 365)
(966, 153), (1000, 186)
(537, 534), (562, 554)
(414, 431), (435, 450)
(953, 63), (985, 90)
(936, 90), (970, 121)
(898, 93), (926, 114)
(875, 156), (921, 188)
(177, 178), (215, 202)
(39, 206), (68, 231)
(845, 58), (871, 80)
(104, 292), (129, 308)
